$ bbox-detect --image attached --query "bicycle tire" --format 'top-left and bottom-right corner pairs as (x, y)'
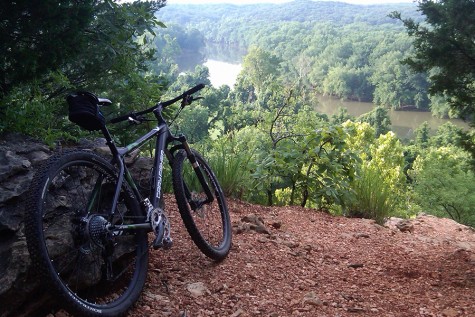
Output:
(172, 149), (232, 261)
(25, 150), (148, 317)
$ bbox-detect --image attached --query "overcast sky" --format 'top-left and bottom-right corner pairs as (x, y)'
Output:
(168, 0), (416, 5)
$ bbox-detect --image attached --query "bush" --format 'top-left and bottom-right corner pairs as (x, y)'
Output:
(343, 122), (408, 223)
(204, 133), (254, 199)
(347, 164), (399, 224)
(409, 146), (475, 227)
(0, 84), (83, 145)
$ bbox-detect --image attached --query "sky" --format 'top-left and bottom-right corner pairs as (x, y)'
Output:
(168, 0), (416, 5)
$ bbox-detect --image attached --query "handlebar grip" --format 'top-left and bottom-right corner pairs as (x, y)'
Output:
(183, 83), (205, 96)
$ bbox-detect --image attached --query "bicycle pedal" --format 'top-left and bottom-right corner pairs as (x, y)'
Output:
(152, 236), (173, 250)
(152, 235), (163, 250)
(163, 237), (173, 250)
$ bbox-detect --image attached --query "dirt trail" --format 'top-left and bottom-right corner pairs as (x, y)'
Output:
(122, 196), (475, 317)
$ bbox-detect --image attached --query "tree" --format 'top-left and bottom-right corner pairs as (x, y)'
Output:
(357, 106), (391, 137)
(323, 66), (373, 101)
(175, 104), (209, 144)
(370, 50), (429, 109)
(0, 1), (167, 142)
(414, 121), (431, 147)
(410, 146), (475, 226)
(241, 47), (281, 94)
(200, 85), (232, 136)
(331, 107), (353, 125)
(0, 1), (166, 97)
(391, 0), (475, 122)
(430, 122), (463, 148)
(0, 0), (95, 96)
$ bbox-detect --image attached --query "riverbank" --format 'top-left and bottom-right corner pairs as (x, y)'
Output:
(315, 95), (470, 139)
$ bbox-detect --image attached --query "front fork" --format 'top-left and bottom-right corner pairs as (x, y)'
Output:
(171, 135), (215, 208)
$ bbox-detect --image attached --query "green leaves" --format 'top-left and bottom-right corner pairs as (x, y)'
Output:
(0, 0), (95, 95)
(394, 0), (475, 123)
(410, 146), (475, 226)
(241, 47), (282, 95)
(343, 121), (407, 222)
(262, 118), (360, 209)
(0, 0), (168, 140)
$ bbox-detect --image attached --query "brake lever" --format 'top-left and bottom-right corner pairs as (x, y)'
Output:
(181, 95), (204, 107)
(128, 116), (141, 125)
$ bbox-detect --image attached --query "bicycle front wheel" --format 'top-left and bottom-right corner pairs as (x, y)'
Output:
(172, 149), (232, 261)
(25, 150), (148, 317)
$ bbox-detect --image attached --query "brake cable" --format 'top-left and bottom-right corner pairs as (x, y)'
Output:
(169, 95), (203, 128)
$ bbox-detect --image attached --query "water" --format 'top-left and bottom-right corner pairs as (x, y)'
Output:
(315, 95), (470, 139)
(203, 59), (242, 88)
(186, 44), (470, 138)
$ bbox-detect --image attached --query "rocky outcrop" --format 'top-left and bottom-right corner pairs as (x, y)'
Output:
(0, 134), (153, 317)
(0, 134), (53, 317)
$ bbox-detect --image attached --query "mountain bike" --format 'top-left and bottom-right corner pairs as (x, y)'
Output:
(25, 84), (232, 317)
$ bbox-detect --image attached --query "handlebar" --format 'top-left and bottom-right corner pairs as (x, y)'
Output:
(109, 83), (205, 124)
(162, 83), (205, 107)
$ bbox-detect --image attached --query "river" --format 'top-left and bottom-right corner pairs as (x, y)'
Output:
(204, 59), (242, 88)
(180, 46), (470, 138)
(314, 95), (470, 139)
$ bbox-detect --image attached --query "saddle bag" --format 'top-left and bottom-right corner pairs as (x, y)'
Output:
(67, 91), (105, 131)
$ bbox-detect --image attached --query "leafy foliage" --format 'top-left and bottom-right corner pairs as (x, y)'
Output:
(159, 1), (420, 30)
(410, 146), (475, 226)
(0, 0), (167, 144)
(0, 0), (95, 96)
(343, 122), (407, 223)
(392, 0), (475, 123)
(203, 135), (254, 199)
(357, 106), (391, 137)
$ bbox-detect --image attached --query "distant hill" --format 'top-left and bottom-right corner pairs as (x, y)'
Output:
(157, 0), (420, 27)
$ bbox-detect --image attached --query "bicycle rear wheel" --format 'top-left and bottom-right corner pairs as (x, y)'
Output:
(172, 149), (232, 261)
(25, 150), (148, 317)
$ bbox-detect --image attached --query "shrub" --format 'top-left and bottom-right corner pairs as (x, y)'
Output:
(409, 146), (475, 227)
(204, 133), (255, 199)
(347, 163), (400, 224)
(343, 121), (408, 223)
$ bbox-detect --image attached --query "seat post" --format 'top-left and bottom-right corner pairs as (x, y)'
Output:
(101, 126), (120, 158)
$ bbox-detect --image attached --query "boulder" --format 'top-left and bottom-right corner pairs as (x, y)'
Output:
(0, 134), (54, 315)
(0, 134), (153, 317)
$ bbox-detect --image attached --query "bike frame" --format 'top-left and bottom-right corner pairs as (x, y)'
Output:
(94, 102), (213, 234)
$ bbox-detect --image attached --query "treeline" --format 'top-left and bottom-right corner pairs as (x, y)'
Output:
(157, 1), (458, 117)
(1, 1), (474, 227)
(159, 0), (421, 33)
(152, 1), (475, 227)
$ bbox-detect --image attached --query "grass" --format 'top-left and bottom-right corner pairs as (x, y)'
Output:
(347, 164), (399, 224)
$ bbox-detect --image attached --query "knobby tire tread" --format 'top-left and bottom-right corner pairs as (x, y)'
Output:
(25, 150), (148, 317)
(171, 149), (232, 261)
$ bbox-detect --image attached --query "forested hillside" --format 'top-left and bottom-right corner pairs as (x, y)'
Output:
(1, 0), (474, 228)
(159, 0), (421, 31)
(156, 1), (439, 113)
(138, 0), (475, 227)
